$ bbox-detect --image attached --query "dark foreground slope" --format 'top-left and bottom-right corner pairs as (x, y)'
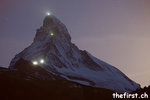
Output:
(0, 77), (113, 100)
(0, 59), (148, 100)
(133, 86), (150, 94)
(0, 61), (114, 100)
(0, 73), (149, 100)
(131, 86), (150, 99)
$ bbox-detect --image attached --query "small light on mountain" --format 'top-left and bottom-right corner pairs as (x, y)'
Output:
(32, 61), (38, 65)
(50, 32), (54, 36)
(47, 12), (51, 16)
(40, 59), (45, 64)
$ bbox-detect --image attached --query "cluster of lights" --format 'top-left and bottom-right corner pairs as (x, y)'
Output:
(32, 59), (45, 65)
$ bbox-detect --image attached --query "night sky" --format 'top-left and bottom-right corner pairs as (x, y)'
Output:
(0, 0), (150, 87)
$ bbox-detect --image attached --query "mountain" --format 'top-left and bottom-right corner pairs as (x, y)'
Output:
(9, 15), (140, 93)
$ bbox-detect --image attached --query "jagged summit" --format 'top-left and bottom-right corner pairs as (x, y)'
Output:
(43, 15), (54, 27)
(34, 15), (71, 43)
(9, 15), (140, 92)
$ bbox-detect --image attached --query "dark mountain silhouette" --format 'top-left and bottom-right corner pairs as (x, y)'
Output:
(0, 63), (113, 100)
(131, 86), (150, 99)
(0, 64), (148, 100)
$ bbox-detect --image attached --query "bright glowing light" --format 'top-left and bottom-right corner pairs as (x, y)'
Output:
(50, 32), (54, 36)
(32, 61), (38, 65)
(47, 12), (51, 16)
(40, 59), (45, 64)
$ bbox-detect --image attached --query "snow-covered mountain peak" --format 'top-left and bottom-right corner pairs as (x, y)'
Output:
(34, 15), (71, 44)
(9, 15), (140, 92)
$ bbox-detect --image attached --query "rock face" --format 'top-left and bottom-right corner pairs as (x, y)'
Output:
(9, 15), (140, 92)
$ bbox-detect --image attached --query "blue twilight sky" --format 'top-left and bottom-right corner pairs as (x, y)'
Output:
(0, 0), (150, 87)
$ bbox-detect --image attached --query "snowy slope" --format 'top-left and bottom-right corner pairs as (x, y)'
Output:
(9, 15), (140, 92)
